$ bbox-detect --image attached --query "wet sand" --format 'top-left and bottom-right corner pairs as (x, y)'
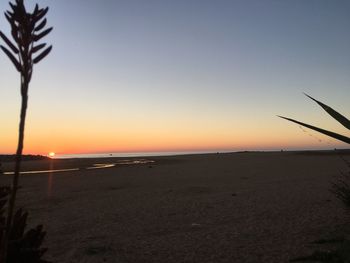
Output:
(1, 152), (349, 262)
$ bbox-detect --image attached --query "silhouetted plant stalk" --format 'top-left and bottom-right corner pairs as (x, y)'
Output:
(0, 0), (52, 261)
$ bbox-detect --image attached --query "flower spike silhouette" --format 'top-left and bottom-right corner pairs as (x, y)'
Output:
(0, 0), (52, 261)
(0, 0), (52, 79)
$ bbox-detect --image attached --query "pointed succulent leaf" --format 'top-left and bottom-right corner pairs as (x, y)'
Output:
(304, 93), (350, 130)
(0, 31), (19, 53)
(5, 12), (16, 29)
(33, 45), (52, 64)
(5, 12), (15, 26)
(16, 0), (25, 12)
(9, 2), (16, 13)
(33, 7), (48, 23)
(0, 45), (22, 72)
(33, 4), (39, 15)
(5, 10), (14, 17)
(10, 208), (28, 239)
(278, 115), (350, 145)
(33, 27), (52, 42)
(31, 43), (46, 54)
(34, 18), (46, 32)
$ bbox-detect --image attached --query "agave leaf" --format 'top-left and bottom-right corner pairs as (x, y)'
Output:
(9, 2), (16, 13)
(278, 115), (350, 145)
(33, 4), (39, 15)
(5, 10), (14, 17)
(31, 43), (46, 54)
(13, 209), (28, 238)
(0, 45), (21, 72)
(5, 13), (17, 32)
(33, 7), (48, 23)
(33, 45), (52, 64)
(304, 93), (350, 130)
(33, 27), (52, 42)
(5, 12), (15, 27)
(0, 31), (19, 53)
(34, 18), (46, 32)
(16, 0), (25, 11)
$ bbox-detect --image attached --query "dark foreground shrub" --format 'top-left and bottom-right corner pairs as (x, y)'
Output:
(0, 186), (50, 263)
(330, 158), (350, 211)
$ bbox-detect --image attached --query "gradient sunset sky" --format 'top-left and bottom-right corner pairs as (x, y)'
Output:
(1, 0), (350, 155)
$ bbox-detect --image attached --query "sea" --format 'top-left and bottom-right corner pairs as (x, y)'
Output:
(53, 150), (229, 159)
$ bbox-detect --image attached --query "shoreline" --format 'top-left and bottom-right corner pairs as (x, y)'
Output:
(1, 149), (350, 175)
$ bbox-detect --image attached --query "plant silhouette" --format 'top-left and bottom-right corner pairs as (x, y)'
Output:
(0, 186), (50, 263)
(279, 94), (350, 209)
(280, 95), (350, 262)
(278, 93), (350, 144)
(0, 0), (52, 262)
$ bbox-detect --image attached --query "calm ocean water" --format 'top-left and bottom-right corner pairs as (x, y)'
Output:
(52, 148), (344, 159)
(53, 150), (226, 159)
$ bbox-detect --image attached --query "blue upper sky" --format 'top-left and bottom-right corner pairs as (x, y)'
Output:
(1, 0), (350, 154)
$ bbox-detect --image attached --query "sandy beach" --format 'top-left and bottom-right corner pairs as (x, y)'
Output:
(1, 151), (349, 262)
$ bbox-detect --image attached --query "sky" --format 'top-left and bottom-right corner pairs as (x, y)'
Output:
(1, 0), (350, 155)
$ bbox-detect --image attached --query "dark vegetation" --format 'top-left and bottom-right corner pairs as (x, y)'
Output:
(280, 94), (350, 211)
(0, 0), (52, 262)
(279, 93), (350, 144)
(280, 94), (350, 262)
(0, 187), (49, 263)
(0, 155), (49, 163)
(330, 157), (350, 210)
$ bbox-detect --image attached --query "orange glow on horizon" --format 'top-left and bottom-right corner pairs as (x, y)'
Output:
(0, 117), (347, 155)
(10, 132), (345, 156)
